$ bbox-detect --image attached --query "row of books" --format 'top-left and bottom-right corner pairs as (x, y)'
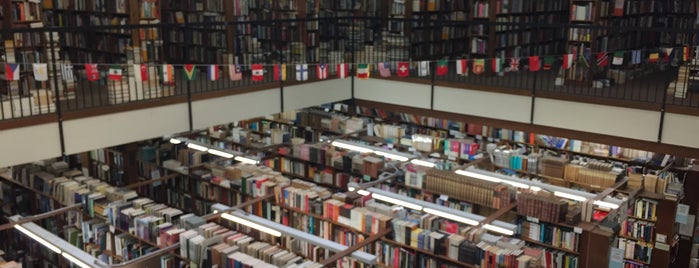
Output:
(516, 192), (569, 224)
(425, 169), (515, 209)
(633, 198), (658, 221)
(520, 220), (580, 252)
(563, 162), (622, 188)
(620, 218), (655, 243)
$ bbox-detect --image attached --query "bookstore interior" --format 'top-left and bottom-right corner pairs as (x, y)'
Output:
(2, 0), (699, 268)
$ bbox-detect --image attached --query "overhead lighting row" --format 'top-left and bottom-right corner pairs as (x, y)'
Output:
(170, 137), (260, 165)
(15, 223), (97, 268)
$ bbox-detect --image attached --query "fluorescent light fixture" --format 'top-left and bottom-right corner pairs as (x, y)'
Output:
(554, 191), (587, 202)
(169, 138), (182, 144)
(221, 213), (282, 237)
(410, 159), (436, 168)
(208, 149), (234, 158)
(187, 142), (209, 152)
(61, 252), (92, 268)
(15, 225), (61, 254)
(455, 169), (502, 183)
(331, 140), (374, 153)
(373, 193), (422, 210)
(234, 156), (259, 165)
(530, 186), (542, 192)
(484, 224), (515, 236)
(348, 186), (355, 191)
(594, 200), (620, 210)
(423, 208), (479, 226)
(500, 179), (530, 189)
(357, 190), (370, 196)
(373, 151), (410, 162)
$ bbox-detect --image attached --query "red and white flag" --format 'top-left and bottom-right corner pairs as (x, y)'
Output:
(337, 63), (349, 79)
(456, 59), (468, 76)
(251, 64), (264, 81)
(317, 64), (328, 80)
(133, 64), (148, 81)
(563, 54), (574, 69)
(397, 62), (409, 77)
(229, 64), (242, 81)
(378, 62), (391, 77)
(85, 64), (99, 81)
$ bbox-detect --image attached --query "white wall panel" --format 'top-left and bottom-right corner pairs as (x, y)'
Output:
(63, 103), (189, 155)
(284, 79), (351, 111)
(355, 79), (431, 109)
(662, 113), (699, 148)
(434, 86), (532, 123)
(534, 98), (660, 142)
(0, 122), (61, 167)
(192, 88), (281, 130)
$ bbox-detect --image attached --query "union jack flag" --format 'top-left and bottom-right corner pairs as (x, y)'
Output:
(506, 57), (520, 72)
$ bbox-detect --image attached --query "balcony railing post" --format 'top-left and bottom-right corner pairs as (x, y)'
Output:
(48, 26), (67, 159)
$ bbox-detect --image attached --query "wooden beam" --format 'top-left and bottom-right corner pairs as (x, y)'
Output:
(203, 193), (275, 221)
(478, 202), (517, 227)
(592, 176), (629, 201)
(123, 173), (179, 189)
(320, 227), (391, 267)
(0, 203), (83, 231)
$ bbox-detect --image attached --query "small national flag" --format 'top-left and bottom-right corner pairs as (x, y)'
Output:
(664, 48), (674, 63)
(473, 59), (485, 74)
(397, 62), (410, 77)
(612, 52), (624, 65)
(436, 60), (448, 76)
(208, 65), (219, 81)
(161, 64), (174, 84)
(683, 46), (691, 62)
(85, 64), (99, 81)
(649, 52), (659, 63)
(296, 64), (308, 81)
(337, 63), (349, 79)
(378, 62), (391, 77)
(317, 64), (328, 79)
(563, 54), (574, 69)
(108, 65), (123, 81)
(33, 63), (48, 81)
(528, 56), (541, 71)
(183, 64), (197, 80)
(613, 0), (625, 16)
(492, 58), (502, 73)
(356, 64), (370, 79)
(595, 52), (607, 67)
(62, 64), (75, 82)
(133, 64), (148, 81)
(229, 64), (242, 81)
(251, 64), (264, 81)
(418, 61), (430, 76)
(273, 64), (287, 81)
(456, 59), (468, 76)
(543, 56), (555, 70)
(506, 58), (520, 72)
(631, 50), (642, 64)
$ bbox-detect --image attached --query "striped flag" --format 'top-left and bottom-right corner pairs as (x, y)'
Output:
(274, 64), (287, 81)
(492, 58), (502, 73)
(612, 52), (624, 65)
(208, 65), (219, 81)
(32, 63), (48, 81)
(229, 64), (242, 81)
(183, 64), (197, 80)
(251, 64), (264, 81)
(133, 64), (148, 81)
(108, 65), (123, 81)
(436, 60), (448, 76)
(649, 52), (659, 63)
(85, 64), (99, 81)
(631, 50), (642, 64)
(563, 54), (574, 69)
(161, 64), (174, 83)
(296, 64), (308, 81)
(317, 64), (328, 79)
(378, 62), (391, 77)
(62, 64), (75, 82)
(456, 59), (468, 76)
(356, 64), (370, 79)
(337, 63), (349, 79)
(543, 56), (555, 70)
(418, 61), (430, 76)
(683, 46), (691, 61)
(596, 52), (608, 67)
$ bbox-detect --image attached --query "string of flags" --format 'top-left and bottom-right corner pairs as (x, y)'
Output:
(5, 46), (693, 82)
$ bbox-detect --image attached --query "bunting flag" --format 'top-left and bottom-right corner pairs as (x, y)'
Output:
(473, 59), (485, 74)
(5, 63), (19, 81)
(134, 64), (148, 81)
(683, 46), (691, 62)
(229, 64), (242, 81)
(296, 64), (308, 81)
(397, 62), (409, 77)
(596, 52), (608, 67)
(183, 64), (197, 80)
(528, 56), (540, 71)
(337, 63), (349, 79)
(32, 63), (48, 81)
(649, 52), (659, 63)
(543, 56), (555, 70)
(356, 63), (370, 79)
(378, 62), (391, 77)
(612, 52), (624, 65)
(664, 48), (674, 63)
(613, 0), (625, 16)
(436, 60), (448, 76)
(208, 65), (219, 81)
(418, 61), (430, 76)
(62, 64), (75, 82)
(563, 54), (574, 69)
(456, 59), (468, 76)
(492, 58), (502, 73)
(108, 65), (123, 81)
(251, 64), (264, 81)
(631, 50), (642, 64)
(317, 64), (328, 79)
(273, 64), (287, 81)
(161, 64), (174, 84)
(506, 58), (519, 72)
(85, 64), (99, 81)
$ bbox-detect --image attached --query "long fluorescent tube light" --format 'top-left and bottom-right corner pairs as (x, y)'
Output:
(208, 149), (234, 158)
(372, 193), (423, 211)
(61, 252), (92, 268)
(235, 156), (259, 165)
(554, 191), (587, 202)
(410, 159), (436, 168)
(357, 190), (370, 196)
(423, 208), (480, 226)
(221, 213), (282, 237)
(455, 169), (502, 183)
(331, 140), (374, 153)
(484, 224), (515, 236)
(15, 225), (61, 254)
(373, 151), (410, 162)
(169, 138), (182, 144)
(594, 200), (620, 209)
(187, 142), (209, 152)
